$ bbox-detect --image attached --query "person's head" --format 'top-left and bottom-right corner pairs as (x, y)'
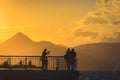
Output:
(71, 48), (75, 51)
(42, 49), (47, 55)
(67, 48), (70, 51)
(43, 49), (47, 52)
(66, 48), (70, 53)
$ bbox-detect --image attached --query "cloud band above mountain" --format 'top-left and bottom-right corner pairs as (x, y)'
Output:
(83, 0), (120, 25)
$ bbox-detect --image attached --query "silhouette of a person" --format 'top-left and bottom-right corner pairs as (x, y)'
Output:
(64, 48), (71, 70)
(41, 49), (49, 70)
(70, 49), (77, 70)
(64, 48), (77, 70)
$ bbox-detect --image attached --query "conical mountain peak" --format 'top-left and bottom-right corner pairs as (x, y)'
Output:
(2, 32), (34, 45)
(16, 32), (24, 35)
(14, 32), (28, 38)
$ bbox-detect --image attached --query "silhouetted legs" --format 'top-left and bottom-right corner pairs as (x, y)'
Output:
(66, 61), (75, 70)
(45, 62), (48, 70)
(42, 61), (45, 70)
(42, 61), (48, 70)
(71, 63), (75, 70)
(67, 62), (70, 70)
(71, 60), (76, 70)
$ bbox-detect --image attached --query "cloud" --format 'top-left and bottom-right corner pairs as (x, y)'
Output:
(102, 32), (120, 42)
(0, 26), (9, 30)
(83, 0), (120, 25)
(112, 20), (120, 25)
(74, 29), (99, 38)
(83, 16), (109, 25)
(102, 0), (109, 4)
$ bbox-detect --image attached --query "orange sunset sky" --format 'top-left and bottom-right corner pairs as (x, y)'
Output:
(0, 0), (120, 47)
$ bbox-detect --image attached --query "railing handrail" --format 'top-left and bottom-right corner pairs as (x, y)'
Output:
(0, 55), (64, 58)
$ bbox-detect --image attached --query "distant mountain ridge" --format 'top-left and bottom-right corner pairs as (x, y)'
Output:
(75, 43), (120, 70)
(0, 32), (67, 56)
(0, 32), (120, 70)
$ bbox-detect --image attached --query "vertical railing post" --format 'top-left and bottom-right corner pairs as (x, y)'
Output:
(25, 56), (27, 69)
(53, 57), (54, 70)
(9, 57), (11, 66)
(9, 57), (11, 70)
(39, 56), (40, 68)
(56, 58), (60, 70)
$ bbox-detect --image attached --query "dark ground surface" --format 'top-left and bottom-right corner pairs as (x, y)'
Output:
(1, 70), (119, 80)
(79, 71), (120, 80)
(0, 70), (79, 80)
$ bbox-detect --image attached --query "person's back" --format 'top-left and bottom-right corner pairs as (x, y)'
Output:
(70, 49), (76, 60)
(64, 48), (71, 70)
(70, 49), (77, 70)
(64, 48), (70, 61)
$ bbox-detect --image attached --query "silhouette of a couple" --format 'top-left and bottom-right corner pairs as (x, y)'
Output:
(41, 48), (76, 70)
(41, 49), (50, 70)
(64, 48), (77, 70)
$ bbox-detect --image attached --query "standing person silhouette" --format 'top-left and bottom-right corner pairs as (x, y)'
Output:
(64, 48), (71, 70)
(64, 48), (77, 70)
(70, 49), (77, 70)
(41, 49), (50, 70)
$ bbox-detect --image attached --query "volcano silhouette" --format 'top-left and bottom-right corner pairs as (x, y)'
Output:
(0, 32), (67, 55)
(2, 32), (34, 46)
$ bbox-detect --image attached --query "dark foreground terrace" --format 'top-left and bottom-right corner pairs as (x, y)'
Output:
(0, 56), (79, 80)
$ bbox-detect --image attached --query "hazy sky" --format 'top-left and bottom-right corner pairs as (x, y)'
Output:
(0, 0), (120, 47)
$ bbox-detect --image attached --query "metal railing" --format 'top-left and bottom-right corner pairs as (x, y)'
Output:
(0, 56), (77, 70)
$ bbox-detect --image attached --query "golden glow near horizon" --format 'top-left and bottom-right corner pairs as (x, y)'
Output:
(0, 0), (120, 47)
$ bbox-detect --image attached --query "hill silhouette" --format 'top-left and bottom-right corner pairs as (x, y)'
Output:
(0, 32), (120, 70)
(0, 32), (67, 56)
(75, 43), (120, 70)
(1, 32), (35, 47)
